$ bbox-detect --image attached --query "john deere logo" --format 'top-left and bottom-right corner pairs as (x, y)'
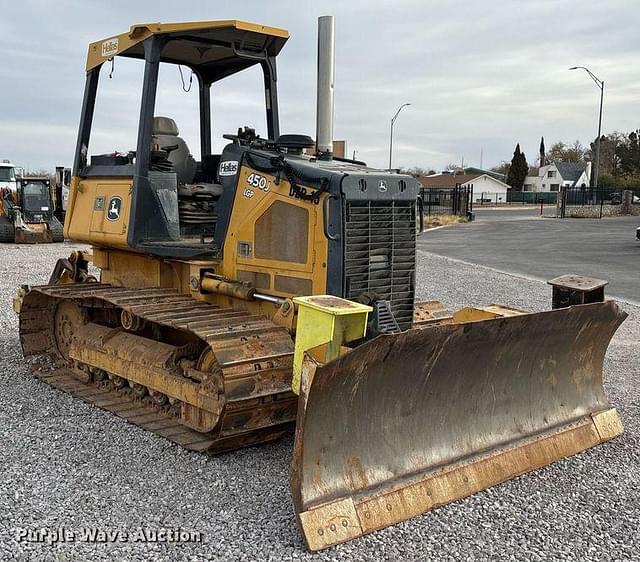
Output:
(378, 180), (388, 193)
(106, 196), (122, 221)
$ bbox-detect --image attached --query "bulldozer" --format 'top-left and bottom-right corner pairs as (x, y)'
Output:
(14, 18), (626, 551)
(1, 173), (64, 243)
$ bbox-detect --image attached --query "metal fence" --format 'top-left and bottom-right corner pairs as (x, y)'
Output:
(418, 185), (471, 216)
(472, 191), (558, 206)
(558, 187), (640, 218)
(508, 191), (558, 204)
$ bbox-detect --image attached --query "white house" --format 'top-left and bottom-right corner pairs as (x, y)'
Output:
(523, 161), (591, 192)
(418, 172), (510, 204)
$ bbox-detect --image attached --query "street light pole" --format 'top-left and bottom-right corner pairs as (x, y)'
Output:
(569, 66), (604, 188)
(388, 103), (411, 170)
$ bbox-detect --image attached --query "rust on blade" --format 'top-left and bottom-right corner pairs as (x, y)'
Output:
(291, 300), (626, 550)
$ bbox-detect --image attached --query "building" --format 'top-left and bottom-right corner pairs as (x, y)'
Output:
(418, 171), (510, 204)
(523, 161), (591, 192)
(461, 166), (506, 182)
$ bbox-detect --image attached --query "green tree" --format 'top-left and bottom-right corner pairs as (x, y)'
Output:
(590, 131), (627, 176)
(616, 130), (640, 179)
(539, 137), (546, 166)
(546, 140), (586, 163)
(506, 144), (528, 191)
(597, 173), (616, 189)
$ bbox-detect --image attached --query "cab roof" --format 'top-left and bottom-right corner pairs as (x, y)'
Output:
(87, 20), (289, 82)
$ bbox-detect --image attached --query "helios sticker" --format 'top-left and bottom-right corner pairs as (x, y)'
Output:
(219, 161), (238, 176)
(102, 38), (119, 58)
(106, 196), (122, 221)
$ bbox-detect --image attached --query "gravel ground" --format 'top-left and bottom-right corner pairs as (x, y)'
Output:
(0, 242), (638, 561)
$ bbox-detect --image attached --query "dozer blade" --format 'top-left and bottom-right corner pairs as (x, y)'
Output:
(291, 300), (626, 550)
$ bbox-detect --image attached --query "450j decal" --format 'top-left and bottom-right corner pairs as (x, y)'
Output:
(242, 173), (271, 199)
(242, 170), (321, 205)
(246, 173), (270, 191)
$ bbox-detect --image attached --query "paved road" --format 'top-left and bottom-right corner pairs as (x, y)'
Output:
(418, 210), (639, 304)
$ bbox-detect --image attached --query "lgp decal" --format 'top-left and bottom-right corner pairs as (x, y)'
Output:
(106, 196), (122, 221)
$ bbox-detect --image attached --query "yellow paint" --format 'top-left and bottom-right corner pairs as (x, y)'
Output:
(90, 247), (291, 320)
(221, 165), (329, 299)
(64, 163), (332, 323)
(86, 20), (289, 71)
(291, 296), (371, 394)
(452, 307), (501, 323)
(66, 176), (132, 247)
(452, 305), (526, 323)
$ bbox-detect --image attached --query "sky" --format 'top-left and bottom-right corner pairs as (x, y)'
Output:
(0, 0), (638, 173)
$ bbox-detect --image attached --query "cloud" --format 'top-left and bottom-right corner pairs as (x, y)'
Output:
(0, 0), (638, 172)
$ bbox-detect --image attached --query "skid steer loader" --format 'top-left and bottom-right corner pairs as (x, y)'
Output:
(14, 18), (625, 550)
(1, 174), (64, 243)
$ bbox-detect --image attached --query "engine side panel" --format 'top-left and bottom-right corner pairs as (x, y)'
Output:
(220, 164), (329, 299)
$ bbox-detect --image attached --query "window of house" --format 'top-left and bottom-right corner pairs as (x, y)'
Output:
(550, 184), (559, 192)
(548, 170), (556, 178)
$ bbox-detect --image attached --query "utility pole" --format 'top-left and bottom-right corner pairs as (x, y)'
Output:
(388, 103), (411, 170)
(569, 66), (604, 187)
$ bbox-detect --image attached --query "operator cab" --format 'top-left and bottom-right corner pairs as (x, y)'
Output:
(0, 161), (18, 192)
(69, 21), (289, 257)
(17, 178), (53, 222)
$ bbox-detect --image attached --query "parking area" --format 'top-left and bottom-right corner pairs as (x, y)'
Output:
(419, 210), (639, 304)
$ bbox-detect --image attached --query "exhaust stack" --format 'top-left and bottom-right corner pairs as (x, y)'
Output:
(316, 16), (335, 160)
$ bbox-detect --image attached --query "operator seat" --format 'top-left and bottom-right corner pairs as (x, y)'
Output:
(152, 116), (197, 185)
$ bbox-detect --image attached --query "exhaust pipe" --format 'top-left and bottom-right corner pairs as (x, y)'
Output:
(316, 16), (335, 160)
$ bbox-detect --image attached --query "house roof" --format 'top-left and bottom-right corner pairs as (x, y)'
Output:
(462, 167), (506, 181)
(417, 173), (480, 188)
(555, 161), (587, 184)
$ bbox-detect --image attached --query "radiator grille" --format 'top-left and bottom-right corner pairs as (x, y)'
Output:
(344, 200), (416, 330)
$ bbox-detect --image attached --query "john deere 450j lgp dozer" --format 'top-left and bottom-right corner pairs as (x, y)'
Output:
(15, 17), (626, 550)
